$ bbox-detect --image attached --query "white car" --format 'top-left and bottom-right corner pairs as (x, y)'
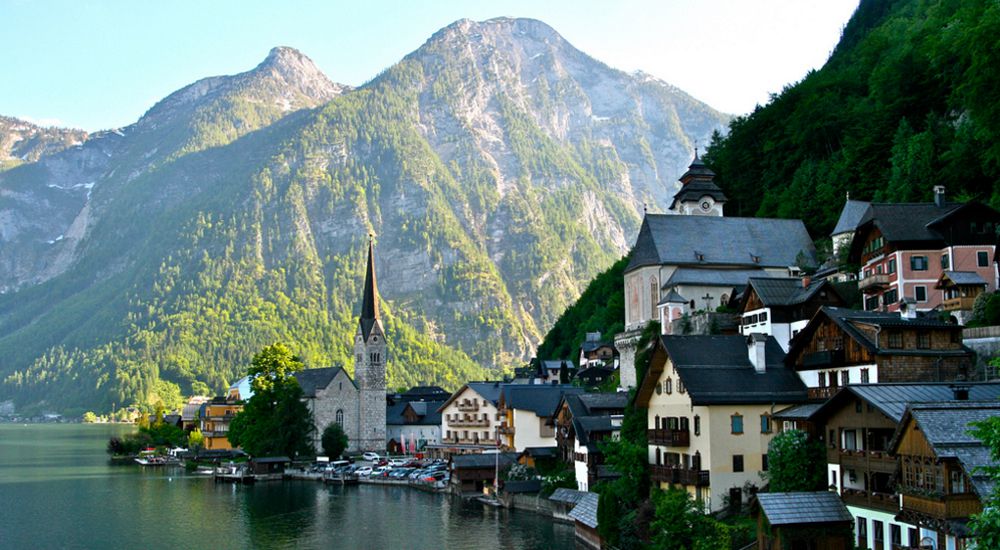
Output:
(388, 458), (407, 467)
(362, 452), (380, 462)
(355, 466), (373, 476)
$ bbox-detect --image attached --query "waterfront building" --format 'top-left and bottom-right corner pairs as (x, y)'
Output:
(497, 385), (582, 451)
(753, 492), (854, 550)
(553, 392), (627, 491)
(199, 397), (243, 450)
(449, 452), (518, 494)
(785, 306), (975, 400)
(737, 276), (846, 352)
(616, 154), (815, 389)
(847, 188), (1000, 314)
(636, 334), (808, 513)
(386, 399), (444, 453)
(436, 382), (506, 453)
(181, 396), (210, 431)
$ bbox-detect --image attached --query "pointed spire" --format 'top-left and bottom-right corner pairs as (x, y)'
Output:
(361, 233), (380, 323)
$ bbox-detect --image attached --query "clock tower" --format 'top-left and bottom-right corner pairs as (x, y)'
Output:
(668, 151), (727, 217)
(354, 235), (387, 452)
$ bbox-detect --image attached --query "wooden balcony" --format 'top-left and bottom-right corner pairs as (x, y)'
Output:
(841, 488), (899, 513)
(808, 386), (840, 400)
(901, 492), (982, 519)
(648, 428), (690, 447)
(449, 417), (489, 427)
(650, 465), (709, 487)
(838, 449), (898, 475)
(942, 296), (977, 311)
(456, 401), (479, 412)
(859, 273), (891, 292)
(498, 424), (515, 435)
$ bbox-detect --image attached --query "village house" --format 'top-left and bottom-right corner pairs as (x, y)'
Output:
(199, 397), (243, 450)
(554, 392), (628, 491)
(578, 332), (618, 369)
(847, 188), (1000, 315)
(616, 154), (816, 389)
(637, 334), (808, 513)
(806, 382), (1000, 550)
(890, 401), (999, 550)
(573, 365), (616, 389)
(386, 398), (444, 454)
(435, 382), (505, 453)
(785, 306), (976, 400)
(497, 385), (582, 452)
(448, 452), (518, 495)
(738, 276), (846, 352)
(180, 396), (210, 431)
(753, 492), (855, 550)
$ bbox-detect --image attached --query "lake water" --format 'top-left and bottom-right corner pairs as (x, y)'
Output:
(0, 424), (577, 549)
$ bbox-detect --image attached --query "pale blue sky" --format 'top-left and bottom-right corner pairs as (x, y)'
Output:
(3, 0), (859, 131)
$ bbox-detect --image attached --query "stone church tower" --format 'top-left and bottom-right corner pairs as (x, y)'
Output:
(668, 151), (727, 216)
(353, 237), (387, 452)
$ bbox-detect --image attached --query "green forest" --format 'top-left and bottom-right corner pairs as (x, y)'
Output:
(704, 0), (1000, 237)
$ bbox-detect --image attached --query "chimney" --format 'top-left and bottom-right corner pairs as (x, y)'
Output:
(748, 333), (767, 374)
(802, 275), (812, 289)
(950, 384), (970, 401)
(934, 185), (946, 208)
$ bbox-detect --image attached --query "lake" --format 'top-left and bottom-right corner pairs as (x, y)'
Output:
(0, 424), (577, 549)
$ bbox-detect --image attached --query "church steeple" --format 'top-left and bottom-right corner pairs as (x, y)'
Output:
(360, 235), (380, 335)
(669, 150), (727, 216)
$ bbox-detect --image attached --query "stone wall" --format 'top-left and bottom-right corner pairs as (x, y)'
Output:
(310, 370), (360, 452)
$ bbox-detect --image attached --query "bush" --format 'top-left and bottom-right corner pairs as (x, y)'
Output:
(321, 423), (348, 459)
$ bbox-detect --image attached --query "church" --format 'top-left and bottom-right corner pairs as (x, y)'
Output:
(295, 237), (387, 453)
(615, 153), (816, 388)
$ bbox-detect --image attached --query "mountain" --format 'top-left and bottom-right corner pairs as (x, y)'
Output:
(0, 116), (88, 170)
(0, 18), (729, 414)
(704, 0), (1000, 237)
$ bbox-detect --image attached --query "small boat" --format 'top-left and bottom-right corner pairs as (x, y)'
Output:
(135, 455), (168, 465)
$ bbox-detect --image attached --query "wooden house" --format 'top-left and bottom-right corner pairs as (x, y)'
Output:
(754, 492), (854, 550)
(738, 276), (846, 352)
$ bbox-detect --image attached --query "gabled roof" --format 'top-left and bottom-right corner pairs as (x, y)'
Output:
(890, 401), (1000, 498)
(568, 492), (600, 529)
(810, 383), (1000, 424)
(639, 335), (808, 406)
(625, 214), (816, 273)
(549, 488), (587, 505)
(386, 400), (445, 426)
(658, 289), (688, 305)
(451, 452), (518, 470)
(756, 492), (853, 526)
(831, 200), (871, 236)
(561, 392), (628, 446)
(850, 201), (1000, 259)
(541, 360), (575, 372)
(293, 367), (355, 397)
(744, 276), (837, 308)
(937, 271), (988, 288)
(664, 268), (773, 289)
(580, 340), (613, 353)
(502, 385), (583, 417)
(436, 381), (506, 412)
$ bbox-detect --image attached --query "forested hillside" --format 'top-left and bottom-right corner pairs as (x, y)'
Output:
(705, 0), (1000, 237)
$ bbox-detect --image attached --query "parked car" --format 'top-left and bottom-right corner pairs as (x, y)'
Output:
(388, 458), (407, 467)
(355, 466), (373, 476)
(362, 452), (380, 462)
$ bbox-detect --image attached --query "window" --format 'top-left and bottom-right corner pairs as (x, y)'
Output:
(856, 400), (863, 413)
(873, 520), (884, 546)
(857, 518), (868, 548)
(941, 254), (950, 269)
(865, 296), (880, 311)
(761, 454), (768, 471)
(694, 415), (701, 436)
(760, 311), (768, 322)
(883, 288), (898, 305)
(665, 378), (673, 394)
(911, 255), (928, 271)
(335, 409), (344, 424)
(915, 285), (927, 302)
(731, 414), (743, 434)
(891, 524), (902, 546)
(888, 258), (897, 274)
(760, 415), (771, 434)
(979, 251), (990, 267)
(818, 372), (826, 386)
(831, 470), (837, 487)
(888, 332), (903, 348)
(650, 277), (658, 319)
(841, 371), (850, 386)
(678, 379), (685, 394)
(732, 454), (744, 472)
(861, 368), (870, 384)
(917, 331), (931, 349)
(655, 382), (662, 395)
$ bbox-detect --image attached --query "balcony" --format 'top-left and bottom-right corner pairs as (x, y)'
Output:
(901, 491), (983, 519)
(942, 296), (978, 312)
(802, 349), (845, 369)
(841, 488), (899, 513)
(441, 436), (490, 446)
(808, 386), (840, 400)
(838, 449), (898, 475)
(648, 428), (690, 447)
(498, 425), (515, 435)
(449, 417), (489, 427)
(650, 465), (709, 487)
(859, 273), (891, 292)
(456, 401), (479, 412)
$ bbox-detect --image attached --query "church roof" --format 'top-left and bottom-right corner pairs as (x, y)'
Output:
(831, 199), (871, 236)
(359, 237), (381, 340)
(669, 154), (728, 210)
(664, 268), (773, 289)
(293, 367), (355, 397)
(625, 214), (815, 273)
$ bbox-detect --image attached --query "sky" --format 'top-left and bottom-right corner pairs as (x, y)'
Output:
(3, 0), (860, 132)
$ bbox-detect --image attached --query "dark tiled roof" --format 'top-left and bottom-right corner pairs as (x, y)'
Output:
(939, 271), (988, 287)
(541, 360), (575, 372)
(841, 383), (1000, 422)
(578, 392), (629, 412)
(859, 202), (963, 245)
(746, 277), (832, 307)
(893, 402), (1000, 497)
(503, 385), (583, 417)
(661, 335), (808, 405)
(670, 180), (728, 210)
(549, 488), (587, 505)
(664, 268), (775, 288)
(436, 381), (507, 412)
(294, 367), (354, 397)
(580, 340), (613, 353)
(563, 392), (627, 446)
(520, 447), (558, 458)
(756, 492), (853, 526)
(772, 403), (824, 421)
(404, 385), (450, 397)
(568, 492), (600, 529)
(831, 200), (871, 236)
(386, 400), (445, 426)
(451, 452), (519, 470)
(626, 214), (815, 273)
(658, 289), (689, 305)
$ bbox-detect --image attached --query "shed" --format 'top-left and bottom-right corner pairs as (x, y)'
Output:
(753, 492), (853, 550)
(249, 456), (291, 476)
(568, 492), (602, 549)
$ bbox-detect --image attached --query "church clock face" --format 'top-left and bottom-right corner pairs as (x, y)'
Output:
(700, 200), (712, 212)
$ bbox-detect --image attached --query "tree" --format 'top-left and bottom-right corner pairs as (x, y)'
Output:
(650, 487), (731, 550)
(969, 416), (1000, 548)
(321, 423), (348, 459)
(82, 411), (98, 423)
(764, 429), (827, 492)
(187, 428), (205, 450)
(227, 343), (315, 458)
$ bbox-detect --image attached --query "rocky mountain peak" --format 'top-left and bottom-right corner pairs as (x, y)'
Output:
(253, 46), (343, 98)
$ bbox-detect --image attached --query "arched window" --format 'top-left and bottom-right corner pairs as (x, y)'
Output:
(720, 293), (729, 307)
(336, 409), (344, 425)
(650, 277), (659, 319)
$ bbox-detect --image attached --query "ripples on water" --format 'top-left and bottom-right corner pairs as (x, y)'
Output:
(0, 424), (577, 549)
